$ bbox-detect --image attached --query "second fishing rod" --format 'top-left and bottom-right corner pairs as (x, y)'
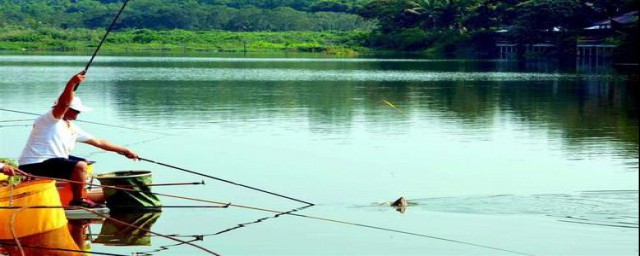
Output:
(137, 156), (314, 206)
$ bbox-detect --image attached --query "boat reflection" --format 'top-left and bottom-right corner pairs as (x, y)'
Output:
(0, 224), (85, 256)
(93, 211), (162, 246)
(1, 179), (85, 255)
(1, 210), (163, 256)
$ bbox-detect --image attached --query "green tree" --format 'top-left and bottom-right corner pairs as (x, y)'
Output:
(359, 0), (423, 32)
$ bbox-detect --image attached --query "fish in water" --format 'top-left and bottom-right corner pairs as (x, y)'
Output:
(373, 196), (417, 213)
(391, 197), (408, 213)
(391, 197), (408, 208)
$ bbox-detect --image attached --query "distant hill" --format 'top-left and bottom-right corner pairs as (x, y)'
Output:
(0, 0), (373, 31)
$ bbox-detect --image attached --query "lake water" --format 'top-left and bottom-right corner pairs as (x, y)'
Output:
(1, 55), (638, 255)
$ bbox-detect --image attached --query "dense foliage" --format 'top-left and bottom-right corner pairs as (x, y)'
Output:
(0, 0), (637, 58)
(0, 0), (372, 31)
(357, 0), (637, 57)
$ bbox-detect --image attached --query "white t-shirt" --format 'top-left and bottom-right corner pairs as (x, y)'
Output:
(19, 110), (94, 165)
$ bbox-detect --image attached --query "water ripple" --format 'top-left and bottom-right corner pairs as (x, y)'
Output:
(411, 191), (639, 228)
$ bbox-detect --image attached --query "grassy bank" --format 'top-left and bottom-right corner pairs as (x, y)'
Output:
(0, 27), (370, 56)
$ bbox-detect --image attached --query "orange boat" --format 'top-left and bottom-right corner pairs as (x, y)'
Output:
(0, 179), (69, 239)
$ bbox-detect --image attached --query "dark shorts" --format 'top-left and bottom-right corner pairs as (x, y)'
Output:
(19, 156), (86, 179)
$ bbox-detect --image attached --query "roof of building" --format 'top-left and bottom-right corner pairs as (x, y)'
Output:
(585, 10), (638, 30)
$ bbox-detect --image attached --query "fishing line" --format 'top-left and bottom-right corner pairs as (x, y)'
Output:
(75, 0), (131, 91)
(0, 119), (33, 123)
(81, 207), (222, 256)
(206, 205), (313, 237)
(83, 134), (171, 161)
(137, 156), (315, 206)
(133, 237), (203, 256)
(0, 108), (173, 135)
(124, 207), (309, 254)
(0, 124), (30, 128)
(10, 175), (531, 255)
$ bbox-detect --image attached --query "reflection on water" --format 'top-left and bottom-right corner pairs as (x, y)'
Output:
(0, 211), (164, 256)
(0, 225), (84, 256)
(94, 211), (162, 246)
(100, 78), (637, 163)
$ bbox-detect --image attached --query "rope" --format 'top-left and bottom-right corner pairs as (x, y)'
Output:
(138, 157), (315, 206)
(9, 207), (26, 256)
(75, 0), (131, 91)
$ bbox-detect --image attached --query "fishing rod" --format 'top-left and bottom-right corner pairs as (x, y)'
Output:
(137, 156), (315, 206)
(113, 180), (205, 188)
(9, 175), (532, 256)
(75, 0), (131, 91)
(0, 205), (227, 209)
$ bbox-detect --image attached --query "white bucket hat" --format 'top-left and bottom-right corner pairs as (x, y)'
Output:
(69, 96), (92, 112)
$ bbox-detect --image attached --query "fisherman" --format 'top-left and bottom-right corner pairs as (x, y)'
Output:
(18, 71), (139, 208)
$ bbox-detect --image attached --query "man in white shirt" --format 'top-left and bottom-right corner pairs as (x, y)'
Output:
(18, 71), (139, 207)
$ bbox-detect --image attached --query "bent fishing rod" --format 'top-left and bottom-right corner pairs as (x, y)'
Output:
(8, 175), (531, 256)
(74, 0), (131, 91)
(137, 156), (315, 206)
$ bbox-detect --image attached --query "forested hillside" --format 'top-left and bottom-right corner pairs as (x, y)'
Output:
(0, 0), (372, 31)
(0, 0), (637, 59)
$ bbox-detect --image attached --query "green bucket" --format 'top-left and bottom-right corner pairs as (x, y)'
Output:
(96, 171), (162, 212)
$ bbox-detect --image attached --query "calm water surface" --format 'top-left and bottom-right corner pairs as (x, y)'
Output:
(1, 55), (638, 255)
